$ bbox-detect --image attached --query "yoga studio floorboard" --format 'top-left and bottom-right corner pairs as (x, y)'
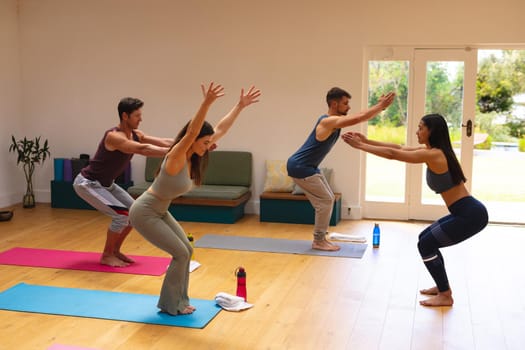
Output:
(0, 203), (524, 350)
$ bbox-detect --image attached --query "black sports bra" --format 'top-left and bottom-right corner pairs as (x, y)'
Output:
(426, 168), (456, 193)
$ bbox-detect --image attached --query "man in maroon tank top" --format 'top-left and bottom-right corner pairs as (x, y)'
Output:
(74, 97), (173, 267)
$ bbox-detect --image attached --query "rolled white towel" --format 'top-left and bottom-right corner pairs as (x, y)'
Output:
(215, 293), (244, 307)
(215, 292), (254, 311)
(328, 232), (367, 243)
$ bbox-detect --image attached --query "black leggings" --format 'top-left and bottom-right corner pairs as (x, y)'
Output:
(417, 196), (488, 292)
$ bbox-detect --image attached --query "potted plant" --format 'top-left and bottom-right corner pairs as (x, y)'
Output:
(8, 135), (51, 208)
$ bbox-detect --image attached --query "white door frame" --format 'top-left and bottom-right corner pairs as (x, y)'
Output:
(362, 46), (477, 221)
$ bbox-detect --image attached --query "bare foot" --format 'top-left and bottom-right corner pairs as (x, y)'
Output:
(115, 251), (135, 264)
(100, 254), (129, 267)
(420, 286), (439, 295)
(419, 290), (453, 307)
(312, 239), (341, 251)
(159, 305), (196, 316)
(179, 305), (196, 315)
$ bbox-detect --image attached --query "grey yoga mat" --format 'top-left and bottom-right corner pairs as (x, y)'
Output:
(195, 234), (367, 258)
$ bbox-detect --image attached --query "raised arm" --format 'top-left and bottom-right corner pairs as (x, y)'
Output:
(164, 82), (225, 175)
(209, 86), (261, 145)
(342, 131), (436, 164)
(318, 92), (396, 138)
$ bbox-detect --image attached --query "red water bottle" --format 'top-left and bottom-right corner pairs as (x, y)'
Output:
(236, 267), (247, 301)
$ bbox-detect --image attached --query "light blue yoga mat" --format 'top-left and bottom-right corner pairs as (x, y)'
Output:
(195, 234), (367, 258)
(0, 283), (221, 328)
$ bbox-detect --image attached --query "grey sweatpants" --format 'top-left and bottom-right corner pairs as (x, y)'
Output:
(73, 173), (133, 233)
(292, 173), (335, 241)
(129, 192), (193, 315)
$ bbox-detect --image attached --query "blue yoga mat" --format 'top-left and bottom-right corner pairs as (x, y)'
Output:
(0, 283), (221, 328)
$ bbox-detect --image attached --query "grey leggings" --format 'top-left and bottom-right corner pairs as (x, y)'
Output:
(129, 192), (193, 315)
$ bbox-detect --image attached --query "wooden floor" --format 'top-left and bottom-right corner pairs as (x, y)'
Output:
(0, 204), (524, 350)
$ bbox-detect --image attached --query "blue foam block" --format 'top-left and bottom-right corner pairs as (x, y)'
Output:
(54, 158), (64, 181)
(0, 283), (221, 328)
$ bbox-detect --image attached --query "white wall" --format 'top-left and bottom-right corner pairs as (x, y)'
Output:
(5, 0), (525, 215)
(0, 0), (23, 208)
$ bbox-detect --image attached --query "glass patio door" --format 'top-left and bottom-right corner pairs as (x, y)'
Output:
(363, 47), (477, 221)
(470, 49), (525, 224)
(408, 48), (478, 220)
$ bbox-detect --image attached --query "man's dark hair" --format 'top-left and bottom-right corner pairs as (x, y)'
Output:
(326, 87), (351, 106)
(117, 97), (144, 120)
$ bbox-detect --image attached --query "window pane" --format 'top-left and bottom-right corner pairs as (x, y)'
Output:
(421, 61), (464, 205)
(366, 61), (409, 203)
(471, 49), (525, 223)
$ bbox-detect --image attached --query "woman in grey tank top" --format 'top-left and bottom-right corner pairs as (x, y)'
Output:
(129, 83), (260, 315)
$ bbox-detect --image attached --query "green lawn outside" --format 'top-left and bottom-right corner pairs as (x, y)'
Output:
(365, 149), (525, 202)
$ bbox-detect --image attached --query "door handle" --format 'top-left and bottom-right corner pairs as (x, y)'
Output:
(461, 119), (472, 137)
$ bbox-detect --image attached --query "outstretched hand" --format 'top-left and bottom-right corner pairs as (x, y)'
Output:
(201, 82), (225, 104)
(378, 92), (396, 110)
(238, 86), (261, 108)
(341, 131), (364, 148)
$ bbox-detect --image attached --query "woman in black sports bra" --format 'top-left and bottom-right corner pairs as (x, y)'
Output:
(342, 113), (488, 307)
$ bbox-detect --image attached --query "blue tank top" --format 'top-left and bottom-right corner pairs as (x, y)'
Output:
(426, 168), (456, 193)
(150, 159), (193, 200)
(287, 115), (341, 178)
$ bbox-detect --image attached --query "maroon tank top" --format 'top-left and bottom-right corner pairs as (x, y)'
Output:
(81, 127), (139, 187)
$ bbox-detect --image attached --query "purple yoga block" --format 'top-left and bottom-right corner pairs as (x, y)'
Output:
(63, 159), (73, 181)
(124, 163), (132, 183)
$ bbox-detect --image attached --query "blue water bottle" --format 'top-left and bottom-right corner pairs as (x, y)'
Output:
(373, 223), (380, 248)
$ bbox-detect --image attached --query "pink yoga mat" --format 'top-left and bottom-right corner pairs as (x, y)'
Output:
(0, 247), (170, 276)
(48, 345), (99, 350)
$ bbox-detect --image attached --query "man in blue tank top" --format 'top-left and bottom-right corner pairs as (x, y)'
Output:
(287, 87), (395, 251)
(74, 97), (174, 267)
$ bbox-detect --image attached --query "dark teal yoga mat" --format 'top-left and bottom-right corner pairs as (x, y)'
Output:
(195, 234), (367, 258)
(0, 283), (221, 328)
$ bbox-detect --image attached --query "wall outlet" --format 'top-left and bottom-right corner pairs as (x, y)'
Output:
(342, 206), (352, 219)
(341, 205), (361, 220)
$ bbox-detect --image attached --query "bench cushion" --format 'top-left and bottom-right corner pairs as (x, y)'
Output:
(142, 151), (252, 185)
(260, 191), (341, 201)
(203, 151), (252, 186)
(182, 185), (250, 200)
(128, 183), (250, 201)
(263, 160), (294, 192)
(145, 157), (162, 182)
(127, 182), (150, 198)
(129, 150), (252, 199)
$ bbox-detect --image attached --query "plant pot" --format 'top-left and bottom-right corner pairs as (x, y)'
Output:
(23, 193), (35, 208)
